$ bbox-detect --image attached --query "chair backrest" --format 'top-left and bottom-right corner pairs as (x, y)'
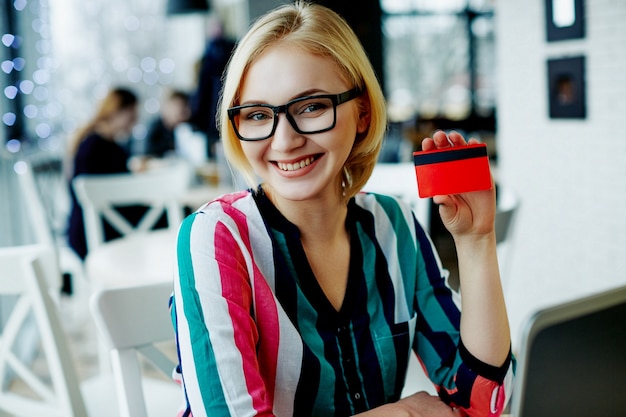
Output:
(363, 162), (431, 233)
(0, 244), (87, 417)
(17, 162), (87, 312)
(72, 160), (192, 252)
(14, 164), (60, 278)
(89, 282), (177, 417)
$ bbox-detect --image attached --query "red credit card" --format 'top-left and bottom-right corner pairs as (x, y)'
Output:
(413, 143), (492, 198)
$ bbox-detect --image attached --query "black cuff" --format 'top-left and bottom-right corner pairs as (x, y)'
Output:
(458, 338), (512, 384)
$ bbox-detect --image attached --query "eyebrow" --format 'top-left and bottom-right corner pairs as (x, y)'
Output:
(238, 88), (330, 107)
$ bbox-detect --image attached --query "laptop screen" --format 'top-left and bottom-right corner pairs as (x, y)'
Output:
(511, 285), (626, 417)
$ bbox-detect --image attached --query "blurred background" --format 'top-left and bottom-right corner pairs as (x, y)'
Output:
(2, 0), (626, 370)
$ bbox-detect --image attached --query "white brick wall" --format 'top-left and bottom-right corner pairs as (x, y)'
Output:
(496, 0), (626, 346)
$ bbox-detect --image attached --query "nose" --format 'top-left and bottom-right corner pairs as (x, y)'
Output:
(270, 113), (305, 152)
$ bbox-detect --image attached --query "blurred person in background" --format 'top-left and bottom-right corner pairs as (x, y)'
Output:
(188, 15), (236, 159)
(143, 89), (191, 159)
(65, 87), (139, 260)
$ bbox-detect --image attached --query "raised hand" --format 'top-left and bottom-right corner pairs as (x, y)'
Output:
(421, 131), (496, 240)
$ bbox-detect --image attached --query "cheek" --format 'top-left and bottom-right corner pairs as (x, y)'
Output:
(240, 142), (264, 166)
(326, 133), (355, 165)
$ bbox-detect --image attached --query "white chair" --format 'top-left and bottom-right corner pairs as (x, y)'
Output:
(89, 282), (181, 417)
(363, 162), (431, 233)
(72, 160), (192, 253)
(16, 163), (88, 328)
(0, 244), (119, 417)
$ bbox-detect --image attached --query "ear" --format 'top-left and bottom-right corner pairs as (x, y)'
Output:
(356, 97), (371, 134)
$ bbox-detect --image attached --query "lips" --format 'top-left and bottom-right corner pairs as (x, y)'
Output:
(276, 155), (317, 172)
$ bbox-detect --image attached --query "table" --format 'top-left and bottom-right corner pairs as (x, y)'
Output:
(84, 229), (178, 289)
(180, 183), (234, 212)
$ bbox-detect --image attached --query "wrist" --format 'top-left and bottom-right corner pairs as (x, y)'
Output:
(387, 403), (413, 417)
(453, 230), (497, 251)
(354, 403), (412, 417)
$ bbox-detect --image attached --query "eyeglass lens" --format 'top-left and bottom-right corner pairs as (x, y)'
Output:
(233, 96), (335, 140)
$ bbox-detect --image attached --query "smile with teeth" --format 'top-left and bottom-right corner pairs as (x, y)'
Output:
(276, 156), (316, 172)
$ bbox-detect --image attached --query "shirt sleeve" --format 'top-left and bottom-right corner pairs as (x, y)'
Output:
(411, 214), (515, 417)
(171, 204), (276, 417)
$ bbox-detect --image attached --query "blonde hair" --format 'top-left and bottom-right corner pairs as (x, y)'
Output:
(219, 1), (387, 200)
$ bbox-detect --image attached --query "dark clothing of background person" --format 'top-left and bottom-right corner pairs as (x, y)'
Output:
(189, 36), (235, 158)
(66, 133), (166, 259)
(144, 117), (176, 158)
(67, 133), (129, 259)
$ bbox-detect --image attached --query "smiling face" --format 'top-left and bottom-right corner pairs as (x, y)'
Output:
(238, 43), (369, 204)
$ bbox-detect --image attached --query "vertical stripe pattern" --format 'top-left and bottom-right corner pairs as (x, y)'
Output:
(171, 189), (514, 416)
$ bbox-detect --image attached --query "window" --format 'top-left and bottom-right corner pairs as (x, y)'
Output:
(381, 0), (496, 122)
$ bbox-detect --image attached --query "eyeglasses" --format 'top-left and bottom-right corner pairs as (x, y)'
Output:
(227, 87), (362, 141)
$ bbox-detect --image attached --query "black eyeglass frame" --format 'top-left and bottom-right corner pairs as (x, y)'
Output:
(227, 87), (363, 141)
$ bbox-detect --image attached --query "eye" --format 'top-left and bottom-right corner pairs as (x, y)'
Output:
(293, 98), (331, 116)
(249, 112), (269, 121)
(304, 102), (327, 113)
(241, 107), (273, 122)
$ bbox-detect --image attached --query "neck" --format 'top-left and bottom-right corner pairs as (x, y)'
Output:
(264, 185), (348, 245)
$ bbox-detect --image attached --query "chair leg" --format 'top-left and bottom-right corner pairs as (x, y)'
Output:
(111, 349), (147, 417)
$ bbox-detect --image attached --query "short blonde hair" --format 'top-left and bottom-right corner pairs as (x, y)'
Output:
(219, 1), (387, 200)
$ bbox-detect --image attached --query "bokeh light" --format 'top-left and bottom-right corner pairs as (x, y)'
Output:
(127, 67), (143, 83)
(24, 104), (38, 118)
(33, 86), (48, 101)
(140, 57), (157, 72)
(13, 160), (28, 174)
(144, 97), (160, 113)
(1, 60), (14, 73)
(13, 57), (26, 71)
(19, 80), (34, 94)
(4, 85), (18, 99)
(1, 34), (15, 47)
(159, 58), (175, 74)
(35, 122), (52, 138)
(6, 139), (21, 153)
(13, 0), (27, 12)
(3, 112), (17, 126)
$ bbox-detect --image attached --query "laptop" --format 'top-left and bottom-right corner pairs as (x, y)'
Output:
(510, 284), (626, 417)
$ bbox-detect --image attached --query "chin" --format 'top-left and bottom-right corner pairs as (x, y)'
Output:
(264, 180), (315, 201)
(277, 188), (317, 202)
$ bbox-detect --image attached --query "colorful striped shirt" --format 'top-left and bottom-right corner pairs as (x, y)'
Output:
(171, 187), (514, 417)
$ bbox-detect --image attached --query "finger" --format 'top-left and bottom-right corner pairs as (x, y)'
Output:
(433, 194), (449, 205)
(467, 136), (481, 145)
(447, 130), (468, 146)
(432, 130), (453, 148)
(420, 137), (436, 151)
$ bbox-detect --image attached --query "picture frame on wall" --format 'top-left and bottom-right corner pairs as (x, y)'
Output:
(547, 56), (586, 119)
(545, 0), (585, 41)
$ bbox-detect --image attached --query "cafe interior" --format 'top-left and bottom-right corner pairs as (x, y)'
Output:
(2, 0), (626, 415)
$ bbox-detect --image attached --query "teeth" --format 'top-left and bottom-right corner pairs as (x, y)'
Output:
(277, 156), (315, 172)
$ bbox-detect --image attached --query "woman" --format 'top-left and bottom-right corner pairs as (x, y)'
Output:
(66, 87), (139, 259)
(171, 2), (514, 416)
